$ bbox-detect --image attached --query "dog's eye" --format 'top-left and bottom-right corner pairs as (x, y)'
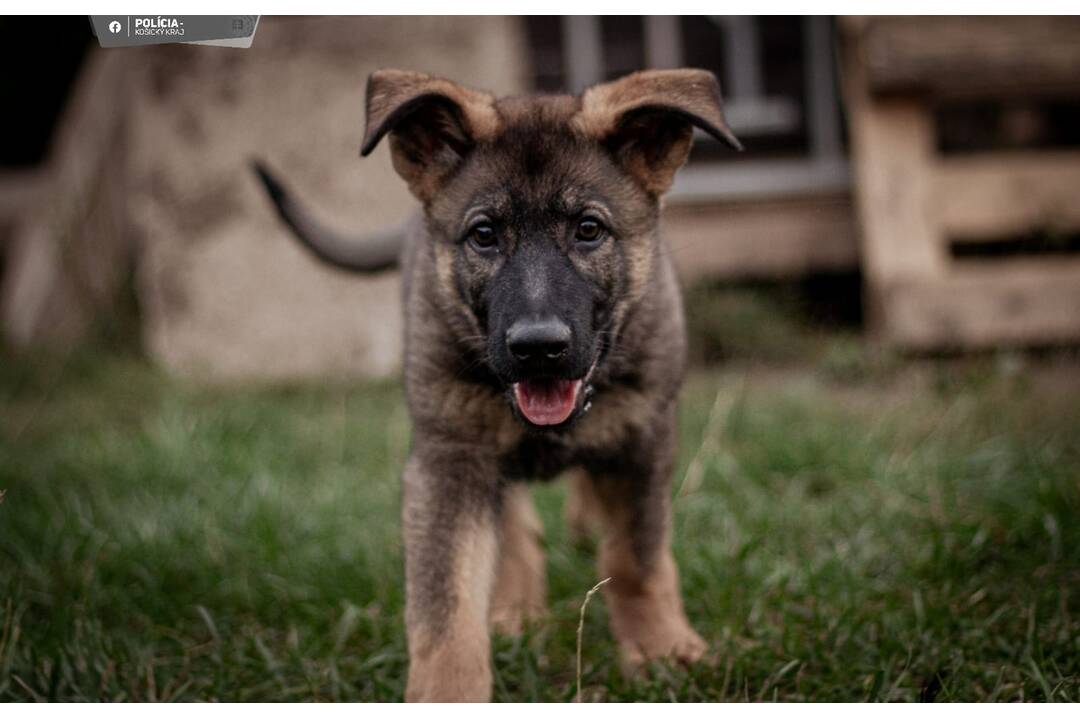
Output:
(468, 223), (498, 253)
(574, 219), (605, 247)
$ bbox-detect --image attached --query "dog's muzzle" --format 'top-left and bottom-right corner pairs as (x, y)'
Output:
(503, 317), (596, 427)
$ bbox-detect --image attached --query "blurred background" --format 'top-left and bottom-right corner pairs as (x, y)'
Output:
(4, 15), (1080, 375)
(1, 16), (1079, 702)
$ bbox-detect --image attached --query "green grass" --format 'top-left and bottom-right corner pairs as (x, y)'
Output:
(2, 349), (1079, 701)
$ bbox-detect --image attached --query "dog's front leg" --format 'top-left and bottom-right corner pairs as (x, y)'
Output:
(588, 407), (707, 673)
(401, 447), (499, 702)
(490, 483), (547, 635)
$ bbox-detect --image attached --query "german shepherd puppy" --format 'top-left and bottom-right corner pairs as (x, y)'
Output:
(255, 68), (739, 702)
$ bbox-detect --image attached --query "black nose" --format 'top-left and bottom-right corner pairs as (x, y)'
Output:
(506, 317), (571, 362)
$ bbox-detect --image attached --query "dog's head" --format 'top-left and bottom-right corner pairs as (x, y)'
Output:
(361, 69), (738, 429)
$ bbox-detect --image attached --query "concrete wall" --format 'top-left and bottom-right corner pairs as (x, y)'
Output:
(131, 16), (529, 380)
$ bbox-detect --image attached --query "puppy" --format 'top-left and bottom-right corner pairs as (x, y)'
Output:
(255, 67), (739, 701)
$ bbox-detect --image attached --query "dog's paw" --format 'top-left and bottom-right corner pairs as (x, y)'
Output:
(616, 622), (709, 674)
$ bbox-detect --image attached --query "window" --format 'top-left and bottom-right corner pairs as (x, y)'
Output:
(524, 16), (848, 201)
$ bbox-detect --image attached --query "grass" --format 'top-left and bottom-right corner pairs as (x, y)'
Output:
(1, 346), (1079, 701)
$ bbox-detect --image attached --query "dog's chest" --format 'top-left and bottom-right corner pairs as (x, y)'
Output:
(498, 435), (577, 480)
(498, 434), (626, 481)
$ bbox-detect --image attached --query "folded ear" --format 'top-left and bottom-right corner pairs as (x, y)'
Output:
(361, 69), (499, 201)
(574, 69), (741, 195)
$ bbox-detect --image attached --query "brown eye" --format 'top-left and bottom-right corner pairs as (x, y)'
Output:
(575, 219), (604, 246)
(469, 223), (497, 252)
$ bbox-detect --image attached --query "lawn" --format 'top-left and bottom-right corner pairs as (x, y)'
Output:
(1, 347), (1079, 701)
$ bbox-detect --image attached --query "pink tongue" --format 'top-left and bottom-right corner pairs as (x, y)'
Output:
(513, 379), (582, 426)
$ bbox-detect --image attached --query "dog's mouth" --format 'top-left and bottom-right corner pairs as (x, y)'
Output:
(506, 356), (599, 428)
(512, 378), (583, 426)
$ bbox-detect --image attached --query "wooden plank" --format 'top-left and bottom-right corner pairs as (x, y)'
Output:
(664, 194), (858, 281)
(935, 151), (1080, 240)
(884, 259), (1080, 349)
(843, 17), (1080, 350)
(841, 34), (946, 286)
(859, 17), (1080, 97)
(670, 157), (849, 202)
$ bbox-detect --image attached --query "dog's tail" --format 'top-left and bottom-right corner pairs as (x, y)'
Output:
(251, 160), (402, 273)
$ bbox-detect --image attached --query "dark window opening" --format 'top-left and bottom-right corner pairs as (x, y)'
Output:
(599, 16), (645, 81)
(681, 16), (809, 163)
(950, 231), (1080, 262)
(0, 17), (93, 167)
(937, 99), (1080, 155)
(524, 16), (566, 93)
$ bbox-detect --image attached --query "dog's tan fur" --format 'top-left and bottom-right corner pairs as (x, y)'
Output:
(490, 484), (547, 635)
(401, 453), (497, 701)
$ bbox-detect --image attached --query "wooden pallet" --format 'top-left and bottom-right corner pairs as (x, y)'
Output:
(841, 17), (1080, 350)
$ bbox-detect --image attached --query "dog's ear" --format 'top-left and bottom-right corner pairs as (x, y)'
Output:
(575, 69), (741, 195)
(361, 69), (499, 201)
